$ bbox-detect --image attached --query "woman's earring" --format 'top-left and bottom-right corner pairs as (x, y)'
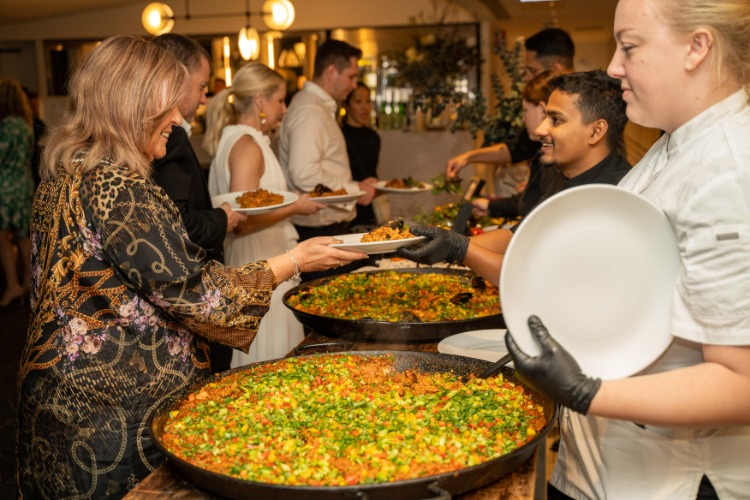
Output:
(260, 110), (267, 125)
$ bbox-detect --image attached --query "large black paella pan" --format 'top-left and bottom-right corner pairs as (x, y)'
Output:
(282, 268), (505, 342)
(149, 351), (556, 500)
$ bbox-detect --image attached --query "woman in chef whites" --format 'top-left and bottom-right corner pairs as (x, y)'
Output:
(505, 0), (750, 498)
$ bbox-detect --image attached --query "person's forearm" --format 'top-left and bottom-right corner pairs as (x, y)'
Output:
(462, 242), (504, 286)
(464, 143), (512, 165)
(234, 204), (296, 236)
(267, 252), (296, 284)
(471, 228), (513, 253)
(590, 360), (750, 426)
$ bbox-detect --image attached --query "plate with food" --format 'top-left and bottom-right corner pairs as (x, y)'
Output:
(330, 223), (424, 254)
(438, 329), (512, 364)
(501, 185), (680, 380)
(375, 178), (433, 193)
(308, 183), (366, 203)
(212, 189), (297, 215)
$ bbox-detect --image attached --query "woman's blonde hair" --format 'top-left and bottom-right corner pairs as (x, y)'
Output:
(41, 35), (188, 180)
(0, 78), (33, 126)
(203, 63), (284, 156)
(656, 0), (750, 88)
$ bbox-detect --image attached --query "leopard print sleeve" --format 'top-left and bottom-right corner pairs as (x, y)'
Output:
(77, 166), (275, 352)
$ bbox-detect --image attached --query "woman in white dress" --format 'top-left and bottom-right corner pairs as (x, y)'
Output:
(205, 63), (324, 366)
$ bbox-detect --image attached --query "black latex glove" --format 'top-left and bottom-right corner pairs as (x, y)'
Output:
(505, 315), (601, 415)
(396, 222), (469, 265)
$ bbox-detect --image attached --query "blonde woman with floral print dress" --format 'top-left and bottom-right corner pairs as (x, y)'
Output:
(16, 36), (365, 499)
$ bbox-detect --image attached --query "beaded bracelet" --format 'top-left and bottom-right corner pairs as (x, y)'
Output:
(285, 250), (301, 282)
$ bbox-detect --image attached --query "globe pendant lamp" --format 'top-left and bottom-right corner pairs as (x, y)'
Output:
(142, 2), (175, 35)
(140, 0), (295, 52)
(262, 0), (295, 30)
(238, 26), (260, 60)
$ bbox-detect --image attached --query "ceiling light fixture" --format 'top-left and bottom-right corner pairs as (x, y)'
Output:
(142, 0), (295, 60)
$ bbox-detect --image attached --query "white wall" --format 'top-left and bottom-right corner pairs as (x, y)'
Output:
(0, 41), (38, 92)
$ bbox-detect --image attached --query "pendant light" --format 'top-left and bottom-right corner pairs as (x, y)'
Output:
(238, 27), (261, 60)
(141, 0), (296, 50)
(262, 0), (295, 30)
(142, 3), (175, 36)
(238, 0), (261, 60)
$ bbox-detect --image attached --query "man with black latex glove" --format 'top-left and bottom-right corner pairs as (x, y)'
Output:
(396, 222), (470, 265)
(505, 315), (601, 414)
(406, 71), (631, 287)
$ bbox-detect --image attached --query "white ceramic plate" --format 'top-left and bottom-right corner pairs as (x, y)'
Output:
(500, 185), (679, 380)
(212, 190), (298, 215)
(309, 191), (366, 204)
(375, 180), (433, 193)
(330, 233), (425, 255)
(438, 329), (512, 365)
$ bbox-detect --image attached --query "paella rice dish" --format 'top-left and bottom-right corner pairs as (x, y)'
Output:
(360, 224), (415, 242)
(285, 271), (500, 322)
(311, 183), (347, 197)
(235, 188), (284, 208)
(158, 354), (546, 486)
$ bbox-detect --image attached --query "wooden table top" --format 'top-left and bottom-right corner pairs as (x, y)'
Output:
(124, 332), (542, 500)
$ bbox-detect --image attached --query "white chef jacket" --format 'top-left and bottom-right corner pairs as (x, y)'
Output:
(552, 89), (750, 499)
(278, 81), (359, 227)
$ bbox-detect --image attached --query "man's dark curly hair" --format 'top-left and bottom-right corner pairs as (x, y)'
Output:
(550, 70), (627, 150)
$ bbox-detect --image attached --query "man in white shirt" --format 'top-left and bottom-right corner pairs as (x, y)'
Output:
(279, 39), (377, 279)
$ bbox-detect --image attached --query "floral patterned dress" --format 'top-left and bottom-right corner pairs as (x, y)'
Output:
(0, 115), (34, 236)
(17, 160), (276, 498)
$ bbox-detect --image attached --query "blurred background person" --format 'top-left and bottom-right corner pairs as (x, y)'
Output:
(279, 39), (378, 280)
(22, 88), (46, 188)
(211, 77), (226, 96)
(204, 63), (324, 365)
(0, 78), (34, 308)
(341, 81), (381, 228)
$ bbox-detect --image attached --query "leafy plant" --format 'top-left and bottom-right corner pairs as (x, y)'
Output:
(452, 34), (525, 147)
(392, 0), (481, 116)
(430, 172), (463, 195)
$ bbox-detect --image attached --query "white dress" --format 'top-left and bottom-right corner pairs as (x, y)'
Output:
(208, 124), (303, 366)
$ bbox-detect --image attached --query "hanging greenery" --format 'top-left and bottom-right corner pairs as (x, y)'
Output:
(392, 0), (481, 116)
(452, 34), (526, 147)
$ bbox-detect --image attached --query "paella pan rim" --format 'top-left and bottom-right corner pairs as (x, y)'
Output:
(149, 351), (557, 500)
(281, 268), (506, 342)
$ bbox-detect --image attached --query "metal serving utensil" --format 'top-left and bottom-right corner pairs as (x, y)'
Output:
(461, 352), (513, 383)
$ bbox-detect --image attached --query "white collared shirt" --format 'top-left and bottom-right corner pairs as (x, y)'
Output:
(278, 81), (360, 226)
(180, 119), (192, 138)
